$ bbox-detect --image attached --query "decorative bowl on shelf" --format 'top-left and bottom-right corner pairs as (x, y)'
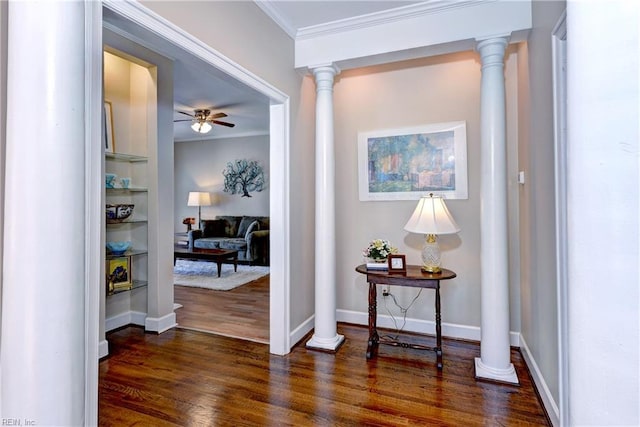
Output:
(106, 241), (131, 256)
(106, 204), (135, 223)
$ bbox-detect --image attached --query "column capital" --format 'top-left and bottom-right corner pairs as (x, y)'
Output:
(311, 64), (340, 92)
(476, 37), (509, 70)
(310, 63), (340, 78)
(476, 35), (510, 51)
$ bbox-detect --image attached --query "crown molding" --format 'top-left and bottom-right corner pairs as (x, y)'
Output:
(254, 1), (297, 39)
(175, 130), (270, 143)
(296, 0), (492, 39)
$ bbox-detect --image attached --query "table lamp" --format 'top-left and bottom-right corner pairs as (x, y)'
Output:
(187, 191), (212, 229)
(404, 193), (460, 273)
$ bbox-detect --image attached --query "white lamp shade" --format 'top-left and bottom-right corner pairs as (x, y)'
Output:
(404, 194), (460, 235)
(187, 191), (212, 207)
(191, 121), (212, 133)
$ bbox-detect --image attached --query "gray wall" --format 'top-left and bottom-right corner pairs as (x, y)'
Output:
(332, 51), (521, 331)
(142, 0), (317, 331)
(518, 0), (566, 406)
(174, 136), (270, 227)
(145, 1), (527, 338)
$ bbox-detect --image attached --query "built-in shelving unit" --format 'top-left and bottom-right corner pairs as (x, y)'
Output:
(103, 48), (155, 330)
(105, 151), (148, 297)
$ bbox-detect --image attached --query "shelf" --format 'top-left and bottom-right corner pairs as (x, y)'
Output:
(106, 152), (148, 163)
(106, 187), (148, 193)
(106, 219), (147, 226)
(107, 279), (148, 296)
(106, 249), (148, 259)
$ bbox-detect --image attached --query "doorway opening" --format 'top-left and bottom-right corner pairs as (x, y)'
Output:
(100, 2), (291, 354)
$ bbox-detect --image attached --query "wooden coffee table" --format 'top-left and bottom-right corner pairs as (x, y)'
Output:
(174, 246), (238, 278)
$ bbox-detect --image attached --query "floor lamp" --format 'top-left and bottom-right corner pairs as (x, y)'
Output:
(187, 191), (212, 229)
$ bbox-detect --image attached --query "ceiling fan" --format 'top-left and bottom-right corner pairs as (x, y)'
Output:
(174, 109), (235, 134)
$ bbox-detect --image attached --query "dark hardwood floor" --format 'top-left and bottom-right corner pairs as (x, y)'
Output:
(99, 324), (550, 426)
(174, 275), (269, 343)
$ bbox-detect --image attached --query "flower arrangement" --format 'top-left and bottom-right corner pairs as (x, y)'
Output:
(362, 239), (398, 261)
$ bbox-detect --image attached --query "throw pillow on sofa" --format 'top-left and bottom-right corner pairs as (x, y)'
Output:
(244, 220), (260, 239)
(237, 216), (260, 238)
(202, 219), (226, 237)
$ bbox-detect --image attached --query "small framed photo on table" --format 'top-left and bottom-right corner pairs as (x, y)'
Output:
(388, 254), (407, 274)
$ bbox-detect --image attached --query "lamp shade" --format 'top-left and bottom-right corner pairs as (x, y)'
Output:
(191, 121), (212, 134)
(404, 194), (460, 235)
(187, 191), (212, 207)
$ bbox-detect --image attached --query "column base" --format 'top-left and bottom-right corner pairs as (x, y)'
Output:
(306, 333), (345, 352)
(474, 357), (519, 384)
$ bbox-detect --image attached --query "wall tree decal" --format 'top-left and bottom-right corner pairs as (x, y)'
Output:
(223, 159), (265, 197)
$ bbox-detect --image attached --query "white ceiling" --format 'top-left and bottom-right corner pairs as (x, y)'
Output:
(173, 1), (424, 142)
(172, 56), (271, 143)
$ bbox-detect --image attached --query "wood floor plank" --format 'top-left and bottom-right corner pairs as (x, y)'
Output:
(174, 275), (269, 343)
(100, 324), (550, 426)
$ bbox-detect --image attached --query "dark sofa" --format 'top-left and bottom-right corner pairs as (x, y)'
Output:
(188, 215), (269, 265)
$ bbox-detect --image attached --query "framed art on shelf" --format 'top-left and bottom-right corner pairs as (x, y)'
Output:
(104, 101), (115, 153)
(106, 256), (131, 294)
(358, 121), (468, 201)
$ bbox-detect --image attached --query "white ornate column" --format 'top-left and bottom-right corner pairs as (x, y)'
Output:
(474, 37), (518, 384)
(306, 65), (345, 351)
(1, 1), (88, 423)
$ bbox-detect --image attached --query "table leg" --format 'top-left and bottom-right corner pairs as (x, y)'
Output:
(233, 255), (237, 272)
(216, 260), (222, 278)
(435, 283), (443, 370)
(366, 282), (379, 359)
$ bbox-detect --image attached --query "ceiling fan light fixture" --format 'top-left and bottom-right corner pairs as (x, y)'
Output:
(191, 120), (212, 134)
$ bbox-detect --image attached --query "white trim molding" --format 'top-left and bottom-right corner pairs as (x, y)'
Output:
(85, 1), (104, 424)
(98, 340), (109, 359)
(297, 0), (487, 39)
(290, 315), (315, 348)
(551, 10), (568, 427)
(294, 0), (531, 70)
(520, 334), (560, 426)
(337, 309), (521, 347)
(145, 312), (178, 334)
(105, 310), (147, 332)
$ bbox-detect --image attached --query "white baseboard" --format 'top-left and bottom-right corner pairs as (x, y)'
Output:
(98, 339), (109, 359)
(145, 312), (177, 333)
(519, 334), (560, 427)
(290, 314), (315, 347)
(105, 310), (146, 332)
(337, 309), (520, 346)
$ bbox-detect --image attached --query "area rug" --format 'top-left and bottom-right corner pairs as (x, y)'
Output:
(173, 259), (270, 291)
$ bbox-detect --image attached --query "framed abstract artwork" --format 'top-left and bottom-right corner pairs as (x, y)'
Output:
(358, 121), (468, 201)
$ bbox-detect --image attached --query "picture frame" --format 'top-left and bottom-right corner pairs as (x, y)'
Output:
(388, 254), (407, 274)
(106, 256), (131, 294)
(358, 121), (468, 201)
(104, 101), (115, 153)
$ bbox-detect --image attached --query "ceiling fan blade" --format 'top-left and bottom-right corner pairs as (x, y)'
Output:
(173, 119), (193, 123)
(211, 120), (235, 128)
(209, 112), (227, 119)
(177, 111), (194, 118)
